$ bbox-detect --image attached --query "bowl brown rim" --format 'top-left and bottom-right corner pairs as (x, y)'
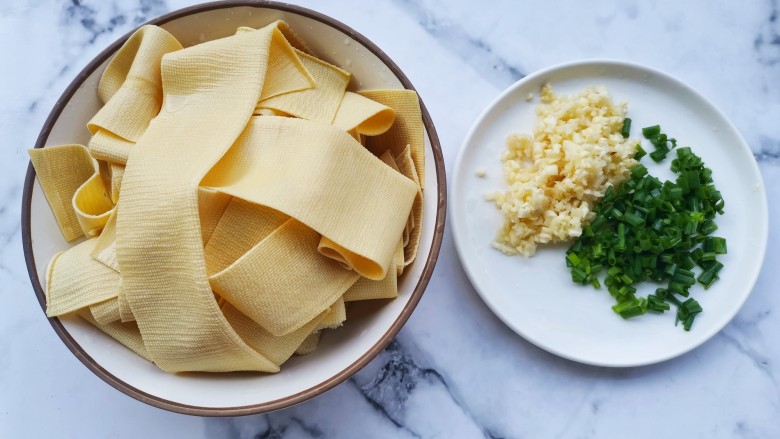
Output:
(21, 0), (446, 417)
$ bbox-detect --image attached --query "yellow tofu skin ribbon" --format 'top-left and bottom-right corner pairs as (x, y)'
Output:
(31, 21), (426, 373)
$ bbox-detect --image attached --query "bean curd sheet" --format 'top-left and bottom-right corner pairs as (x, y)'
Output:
(31, 21), (425, 373)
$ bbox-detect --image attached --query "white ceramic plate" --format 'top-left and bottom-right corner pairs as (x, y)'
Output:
(451, 60), (768, 367)
(23, 3), (445, 415)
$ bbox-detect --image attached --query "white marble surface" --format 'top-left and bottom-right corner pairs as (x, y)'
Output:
(1, 0), (779, 437)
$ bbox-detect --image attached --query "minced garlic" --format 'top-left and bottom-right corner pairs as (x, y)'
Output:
(486, 84), (637, 256)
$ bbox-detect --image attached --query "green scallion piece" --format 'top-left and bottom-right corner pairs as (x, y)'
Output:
(698, 273), (718, 289)
(647, 294), (671, 312)
(624, 213), (645, 227)
(668, 281), (686, 295)
(682, 313), (697, 331)
(621, 118), (632, 138)
(642, 125), (661, 138)
(649, 149), (668, 162)
(676, 147), (692, 158)
(682, 298), (703, 314)
(634, 144), (647, 160)
(671, 272), (695, 286)
(631, 164), (648, 179)
(700, 220), (718, 235)
(612, 299), (646, 319)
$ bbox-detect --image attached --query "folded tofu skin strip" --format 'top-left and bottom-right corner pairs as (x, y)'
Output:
(30, 22), (426, 373)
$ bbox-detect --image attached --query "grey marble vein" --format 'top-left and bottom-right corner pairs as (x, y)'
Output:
(732, 421), (764, 439)
(719, 308), (778, 398)
(755, 0), (780, 66)
(754, 135), (780, 163)
(64, 0), (168, 43)
(205, 335), (511, 438)
(27, 0), (170, 113)
(205, 408), (327, 439)
(718, 331), (774, 380)
(390, 0), (525, 89)
(352, 338), (505, 439)
(349, 378), (423, 439)
(252, 417), (324, 439)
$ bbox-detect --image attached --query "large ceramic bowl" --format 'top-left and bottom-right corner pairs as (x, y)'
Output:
(21, 1), (445, 416)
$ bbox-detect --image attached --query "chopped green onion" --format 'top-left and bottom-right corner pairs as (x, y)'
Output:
(631, 164), (648, 179)
(634, 144), (647, 160)
(612, 298), (646, 319)
(642, 125), (661, 137)
(701, 251), (717, 262)
(668, 281), (687, 295)
(700, 220), (718, 235)
(649, 149), (668, 162)
(682, 312), (697, 331)
(566, 124), (724, 330)
(671, 272), (695, 286)
(616, 235), (626, 253)
(624, 213), (645, 227)
(621, 118), (632, 138)
(647, 294), (671, 312)
(676, 147), (692, 158)
(650, 133), (668, 148)
(682, 298), (703, 314)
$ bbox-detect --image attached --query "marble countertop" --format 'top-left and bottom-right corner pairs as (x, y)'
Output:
(2, 0), (779, 437)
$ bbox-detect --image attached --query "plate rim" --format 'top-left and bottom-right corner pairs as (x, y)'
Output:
(451, 58), (768, 368)
(21, 0), (447, 416)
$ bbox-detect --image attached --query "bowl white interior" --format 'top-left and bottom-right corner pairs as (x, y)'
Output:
(30, 5), (439, 409)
